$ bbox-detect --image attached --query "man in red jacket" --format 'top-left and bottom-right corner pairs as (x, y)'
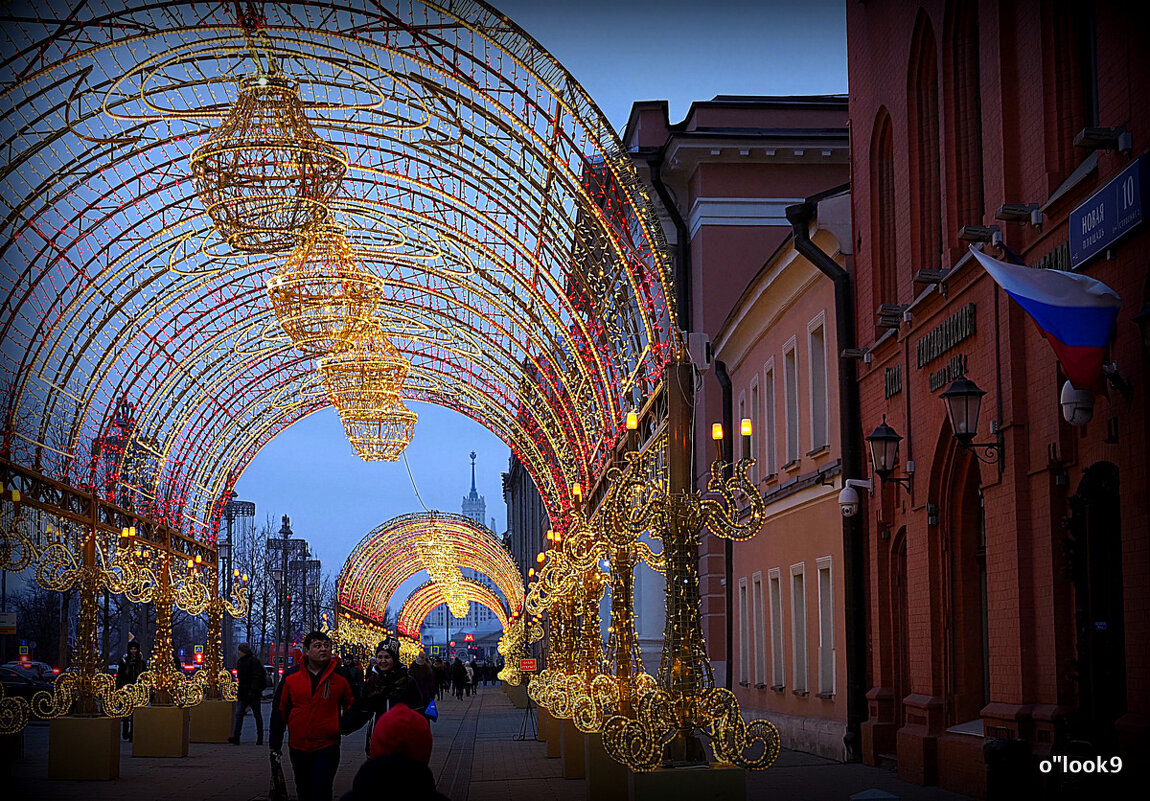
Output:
(269, 632), (355, 801)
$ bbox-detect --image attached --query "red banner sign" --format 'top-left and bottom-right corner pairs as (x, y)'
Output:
(519, 658), (537, 672)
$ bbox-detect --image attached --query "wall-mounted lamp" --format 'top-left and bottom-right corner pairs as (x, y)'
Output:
(958, 224), (1002, 247)
(865, 415), (911, 492)
(940, 377), (1004, 469)
(1074, 126), (1133, 155)
(995, 202), (1043, 230)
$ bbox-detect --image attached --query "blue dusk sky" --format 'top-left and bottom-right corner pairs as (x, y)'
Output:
(235, 0), (849, 583)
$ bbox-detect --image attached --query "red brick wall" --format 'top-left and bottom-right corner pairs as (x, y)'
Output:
(848, 1), (1150, 795)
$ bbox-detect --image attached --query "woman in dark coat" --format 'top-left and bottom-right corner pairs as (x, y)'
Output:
(450, 657), (466, 700)
(407, 652), (437, 717)
(116, 641), (147, 741)
(359, 644), (422, 754)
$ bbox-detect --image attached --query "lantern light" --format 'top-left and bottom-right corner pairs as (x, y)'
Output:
(711, 423), (724, 441)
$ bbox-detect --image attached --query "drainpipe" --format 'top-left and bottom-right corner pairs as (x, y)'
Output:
(645, 151), (690, 333)
(786, 200), (866, 761)
(714, 359), (735, 691)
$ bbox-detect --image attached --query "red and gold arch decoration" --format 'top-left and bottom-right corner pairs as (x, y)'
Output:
(396, 577), (511, 638)
(0, 0), (678, 550)
(335, 511), (523, 630)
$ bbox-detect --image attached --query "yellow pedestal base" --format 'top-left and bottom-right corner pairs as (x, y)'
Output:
(48, 716), (121, 780)
(561, 718), (586, 779)
(132, 705), (191, 757)
(586, 732), (628, 801)
(543, 710), (561, 757)
(190, 699), (234, 743)
(629, 763), (746, 801)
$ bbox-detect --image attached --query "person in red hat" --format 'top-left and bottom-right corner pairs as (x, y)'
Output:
(339, 704), (445, 801)
(269, 632), (355, 801)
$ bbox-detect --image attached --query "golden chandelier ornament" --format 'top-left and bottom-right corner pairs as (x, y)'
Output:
(266, 220), (386, 355)
(317, 323), (417, 461)
(190, 73), (348, 253)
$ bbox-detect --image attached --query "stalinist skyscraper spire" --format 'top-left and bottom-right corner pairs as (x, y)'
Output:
(461, 450), (486, 526)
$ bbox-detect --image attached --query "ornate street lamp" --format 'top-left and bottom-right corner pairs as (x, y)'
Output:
(190, 74), (348, 253)
(940, 377), (1004, 469)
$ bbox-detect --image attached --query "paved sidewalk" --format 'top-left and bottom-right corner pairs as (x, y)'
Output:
(8, 688), (972, 800)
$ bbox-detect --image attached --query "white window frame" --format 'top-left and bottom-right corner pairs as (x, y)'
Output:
(807, 313), (829, 452)
(783, 338), (800, 465)
(737, 390), (748, 461)
(752, 571), (766, 687)
(768, 567), (784, 689)
(749, 376), (760, 484)
(738, 576), (750, 685)
(791, 561), (808, 694)
(816, 556), (835, 696)
(763, 359), (777, 476)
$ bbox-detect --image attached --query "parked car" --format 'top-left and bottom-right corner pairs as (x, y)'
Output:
(0, 665), (55, 699)
(4, 660), (57, 681)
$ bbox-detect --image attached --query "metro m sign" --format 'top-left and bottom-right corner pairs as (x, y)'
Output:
(519, 658), (537, 672)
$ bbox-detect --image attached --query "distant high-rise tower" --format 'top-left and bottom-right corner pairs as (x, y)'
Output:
(461, 450), (486, 525)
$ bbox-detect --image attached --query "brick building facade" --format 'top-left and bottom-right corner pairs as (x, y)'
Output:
(846, 2), (1149, 796)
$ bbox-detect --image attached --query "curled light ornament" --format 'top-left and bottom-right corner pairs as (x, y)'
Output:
(317, 324), (417, 461)
(190, 74), (348, 253)
(266, 221), (385, 355)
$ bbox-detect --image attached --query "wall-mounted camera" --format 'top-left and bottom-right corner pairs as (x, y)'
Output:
(838, 478), (873, 518)
(1060, 380), (1095, 426)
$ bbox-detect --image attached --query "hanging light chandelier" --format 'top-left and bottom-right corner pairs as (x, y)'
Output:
(317, 323), (417, 461)
(190, 74), (348, 253)
(266, 219), (385, 354)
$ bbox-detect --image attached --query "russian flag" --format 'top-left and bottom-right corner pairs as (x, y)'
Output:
(970, 245), (1121, 391)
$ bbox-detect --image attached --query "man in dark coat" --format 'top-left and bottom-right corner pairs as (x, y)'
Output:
(116, 641), (146, 741)
(230, 642), (266, 744)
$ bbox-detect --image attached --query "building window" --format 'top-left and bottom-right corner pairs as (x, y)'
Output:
(908, 11), (942, 273)
(768, 568), (784, 689)
(808, 318), (828, 452)
(763, 361), (777, 476)
(739, 577), (750, 684)
(783, 341), (800, 465)
(749, 378), (760, 483)
(791, 562), (808, 694)
(817, 556), (835, 696)
(871, 109), (898, 311)
(945, 0), (984, 259)
(752, 572), (766, 687)
(1043, 0), (1099, 187)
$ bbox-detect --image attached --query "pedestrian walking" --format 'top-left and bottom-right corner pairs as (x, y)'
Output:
(408, 652), (437, 717)
(432, 656), (446, 700)
(116, 641), (146, 742)
(450, 657), (466, 700)
(358, 643), (422, 754)
(464, 660), (476, 696)
(339, 704), (446, 800)
(269, 632), (356, 801)
(229, 642), (266, 745)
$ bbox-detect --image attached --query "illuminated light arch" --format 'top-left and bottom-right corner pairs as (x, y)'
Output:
(396, 577), (510, 638)
(1, 0), (679, 543)
(336, 511), (523, 627)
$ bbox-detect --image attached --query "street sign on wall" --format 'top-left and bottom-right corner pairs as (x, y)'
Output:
(1070, 154), (1147, 268)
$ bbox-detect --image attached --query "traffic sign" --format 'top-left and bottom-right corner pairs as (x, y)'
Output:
(429, 645), (440, 655)
(18, 645), (28, 656)
(194, 644), (203, 654)
(519, 658), (537, 672)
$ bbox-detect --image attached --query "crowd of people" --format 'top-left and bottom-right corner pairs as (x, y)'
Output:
(112, 634), (502, 800)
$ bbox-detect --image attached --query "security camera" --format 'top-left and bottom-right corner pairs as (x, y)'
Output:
(1060, 380), (1095, 426)
(838, 486), (860, 518)
(838, 479), (873, 518)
